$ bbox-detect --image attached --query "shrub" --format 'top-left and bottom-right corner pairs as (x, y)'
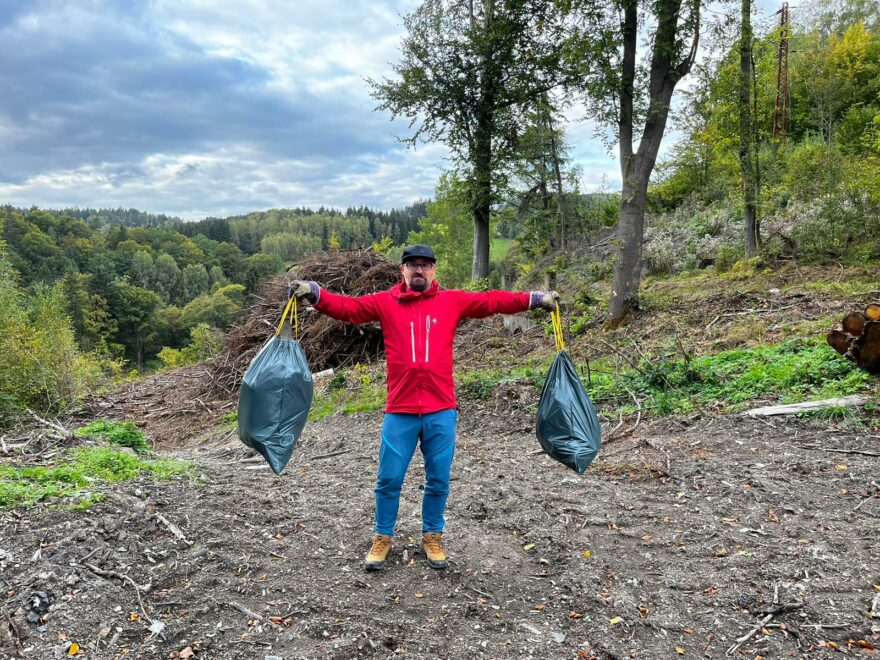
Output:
(158, 323), (224, 368)
(75, 419), (150, 454)
(0, 247), (104, 423)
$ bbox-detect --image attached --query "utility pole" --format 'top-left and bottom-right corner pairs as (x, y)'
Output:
(772, 3), (790, 144)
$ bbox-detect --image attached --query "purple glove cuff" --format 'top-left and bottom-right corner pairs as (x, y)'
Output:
(308, 281), (321, 304)
(529, 291), (543, 310)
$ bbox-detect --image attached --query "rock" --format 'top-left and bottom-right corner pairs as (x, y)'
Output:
(502, 314), (536, 335)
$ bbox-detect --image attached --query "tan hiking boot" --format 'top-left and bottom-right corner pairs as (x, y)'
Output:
(365, 534), (392, 571)
(422, 532), (448, 570)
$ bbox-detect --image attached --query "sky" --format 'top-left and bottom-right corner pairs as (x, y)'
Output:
(0, 0), (780, 221)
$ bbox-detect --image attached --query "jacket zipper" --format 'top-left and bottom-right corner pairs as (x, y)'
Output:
(410, 321), (416, 363)
(425, 315), (431, 363)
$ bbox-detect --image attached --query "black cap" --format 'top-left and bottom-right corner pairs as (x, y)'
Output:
(401, 244), (436, 264)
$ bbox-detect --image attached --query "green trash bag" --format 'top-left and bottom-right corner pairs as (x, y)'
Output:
(535, 350), (601, 474)
(237, 298), (313, 474)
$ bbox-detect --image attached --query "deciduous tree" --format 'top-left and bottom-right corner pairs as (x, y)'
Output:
(371, 0), (570, 279)
(569, 0), (701, 322)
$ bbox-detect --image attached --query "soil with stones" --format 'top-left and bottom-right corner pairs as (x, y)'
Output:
(3, 399), (879, 659)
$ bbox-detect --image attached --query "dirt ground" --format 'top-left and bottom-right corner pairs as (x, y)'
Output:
(3, 397), (879, 659)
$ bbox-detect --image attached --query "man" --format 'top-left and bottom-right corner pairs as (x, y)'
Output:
(291, 245), (559, 571)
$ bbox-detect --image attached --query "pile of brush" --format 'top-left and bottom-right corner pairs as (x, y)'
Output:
(827, 303), (880, 374)
(207, 248), (401, 395)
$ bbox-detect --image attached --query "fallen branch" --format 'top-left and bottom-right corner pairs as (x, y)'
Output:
(726, 612), (773, 656)
(154, 513), (192, 545)
(707, 304), (800, 330)
(799, 446), (880, 458)
(229, 601), (264, 622)
(26, 409), (72, 438)
(462, 582), (495, 602)
(745, 396), (867, 417)
(623, 385), (643, 436)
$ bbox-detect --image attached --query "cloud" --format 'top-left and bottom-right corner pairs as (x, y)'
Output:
(0, 0), (619, 218)
(0, 141), (449, 220)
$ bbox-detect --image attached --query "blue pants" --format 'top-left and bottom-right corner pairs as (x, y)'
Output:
(374, 410), (457, 536)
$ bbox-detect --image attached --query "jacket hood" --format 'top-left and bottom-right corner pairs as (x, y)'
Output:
(391, 279), (440, 301)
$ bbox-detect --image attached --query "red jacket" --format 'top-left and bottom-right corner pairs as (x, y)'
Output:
(315, 280), (531, 414)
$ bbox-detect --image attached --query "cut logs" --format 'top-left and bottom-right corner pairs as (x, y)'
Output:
(826, 303), (880, 374)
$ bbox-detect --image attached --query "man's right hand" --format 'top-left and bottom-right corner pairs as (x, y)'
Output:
(290, 280), (319, 303)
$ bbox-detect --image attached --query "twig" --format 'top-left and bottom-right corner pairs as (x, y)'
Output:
(462, 582), (495, 601)
(154, 513), (192, 545)
(726, 613), (774, 655)
(606, 410), (626, 440)
(709, 304), (801, 331)
(310, 448), (354, 461)
(229, 601), (264, 622)
(26, 409), (71, 437)
(799, 446), (880, 457)
(623, 385), (643, 435)
(84, 563), (151, 623)
(798, 623), (850, 630)
(855, 490), (878, 511)
(2, 605), (24, 654)
(645, 439), (671, 474)
(595, 338), (644, 375)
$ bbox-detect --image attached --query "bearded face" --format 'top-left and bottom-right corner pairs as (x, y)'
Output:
(401, 260), (436, 292)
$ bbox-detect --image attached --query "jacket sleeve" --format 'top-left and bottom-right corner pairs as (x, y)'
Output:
(314, 289), (384, 324)
(455, 290), (531, 319)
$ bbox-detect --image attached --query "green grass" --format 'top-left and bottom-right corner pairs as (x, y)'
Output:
(491, 237), (513, 262)
(75, 419), (150, 454)
(452, 338), (874, 421)
(0, 447), (194, 510)
(308, 381), (387, 421)
(586, 337), (874, 415)
(456, 364), (549, 400)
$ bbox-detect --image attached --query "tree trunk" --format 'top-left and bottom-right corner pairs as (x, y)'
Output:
(471, 118), (493, 279)
(472, 202), (491, 279)
(609, 163), (650, 320)
(471, 0), (495, 280)
(547, 110), (566, 251)
(740, 0), (758, 257)
(607, 0), (698, 324)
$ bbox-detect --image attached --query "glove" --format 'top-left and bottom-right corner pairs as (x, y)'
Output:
(290, 280), (319, 304)
(530, 290), (561, 310)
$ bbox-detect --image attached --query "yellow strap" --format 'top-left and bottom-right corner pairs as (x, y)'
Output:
(551, 301), (565, 352)
(276, 297), (294, 336)
(293, 296), (298, 339)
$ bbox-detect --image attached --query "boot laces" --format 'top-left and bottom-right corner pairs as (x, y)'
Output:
(370, 535), (390, 554)
(424, 534), (443, 555)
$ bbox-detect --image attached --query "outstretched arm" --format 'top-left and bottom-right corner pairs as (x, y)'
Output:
(456, 290), (559, 319)
(291, 280), (383, 324)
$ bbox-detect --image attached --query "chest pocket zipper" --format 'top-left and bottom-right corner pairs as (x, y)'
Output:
(425, 315), (431, 363)
(410, 321), (416, 363)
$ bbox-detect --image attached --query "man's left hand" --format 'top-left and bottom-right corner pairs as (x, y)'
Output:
(531, 290), (561, 310)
